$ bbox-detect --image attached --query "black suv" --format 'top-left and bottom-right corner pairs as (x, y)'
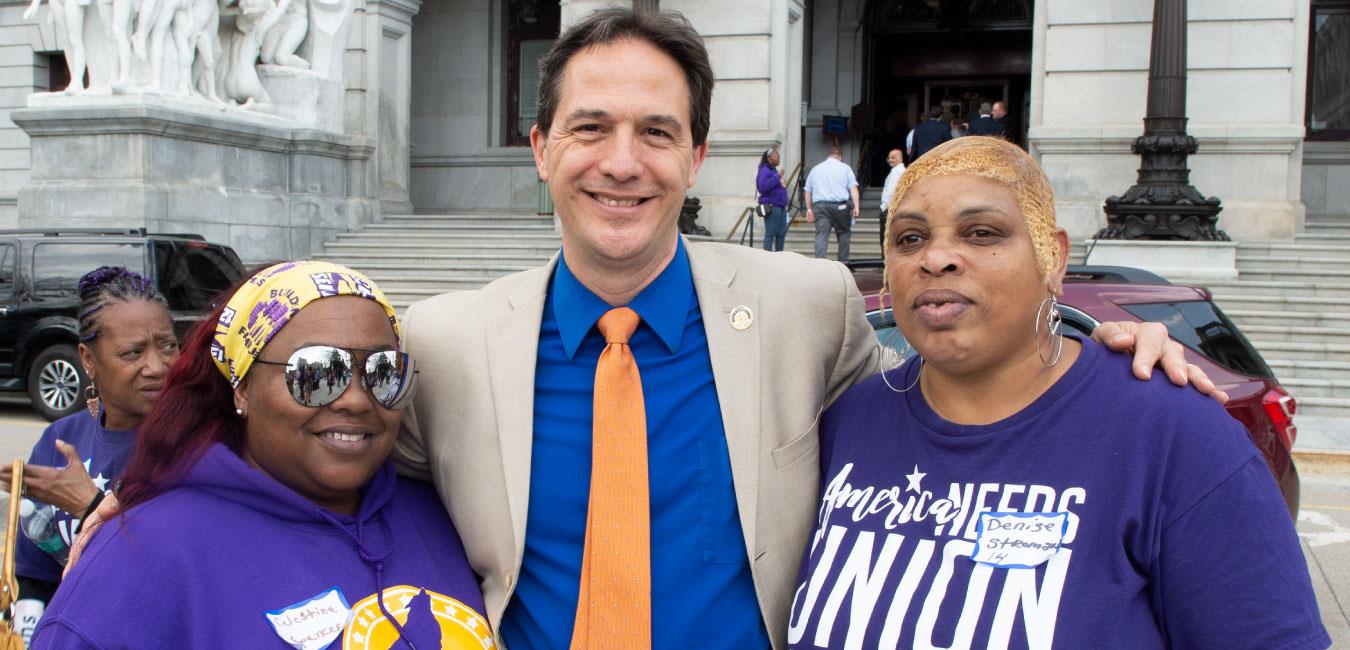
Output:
(0, 229), (245, 421)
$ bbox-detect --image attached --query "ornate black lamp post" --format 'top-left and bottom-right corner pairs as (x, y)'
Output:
(1098, 0), (1228, 241)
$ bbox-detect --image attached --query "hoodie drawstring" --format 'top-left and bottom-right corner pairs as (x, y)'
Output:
(319, 508), (416, 650)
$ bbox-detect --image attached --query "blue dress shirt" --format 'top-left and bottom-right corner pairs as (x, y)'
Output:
(499, 239), (771, 649)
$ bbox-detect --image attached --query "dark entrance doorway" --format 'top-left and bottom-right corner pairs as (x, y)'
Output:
(860, 0), (1033, 185)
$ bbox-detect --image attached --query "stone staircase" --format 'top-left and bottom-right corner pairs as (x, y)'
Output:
(1209, 218), (1350, 417)
(316, 209), (1350, 417)
(316, 212), (561, 311)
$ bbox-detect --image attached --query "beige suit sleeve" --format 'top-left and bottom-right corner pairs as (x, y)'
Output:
(391, 301), (433, 481)
(823, 259), (883, 407)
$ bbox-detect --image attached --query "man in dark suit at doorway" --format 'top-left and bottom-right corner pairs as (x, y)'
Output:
(907, 106), (951, 161)
(968, 101), (1007, 138)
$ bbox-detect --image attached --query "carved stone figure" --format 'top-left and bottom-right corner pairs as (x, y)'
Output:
(94, 0), (136, 90)
(133, 0), (192, 94)
(260, 0), (308, 69)
(219, 0), (294, 106)
(24, 0), (91, 93)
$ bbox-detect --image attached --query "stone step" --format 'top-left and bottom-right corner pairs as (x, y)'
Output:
(1235, 256), (1350, 272)
(1294, 396), (1350, 418)
(1245, 341), (1350, 363)
(361, 222), (557, 232)
(1294, 232), (1350, 245)
(1235, 268), (1350, 283)
(1236, 242), (1350, 257)
(1240, 324), (1350, 344)
(315, 255), (540, 271)
(1279, 376), (1350, 400)
(1204, 280), (1350, 299)
(1210, 294), (1350, 314)
(1267, 359), (1350, 382)
(383, 215), (555, 227)
(323, 241), (562, 255)
(1224, 309), (1350, 329)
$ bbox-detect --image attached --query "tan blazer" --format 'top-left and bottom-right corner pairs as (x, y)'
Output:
(393, 239), (880, 649)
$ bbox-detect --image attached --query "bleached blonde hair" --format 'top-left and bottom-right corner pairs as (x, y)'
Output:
(885, 136), (1059, 280)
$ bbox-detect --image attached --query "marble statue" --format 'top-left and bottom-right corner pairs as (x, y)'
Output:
(220, 0), (294, 106)
(24, 0), (357, 128)
(94, 0), (136, 90)
(260, 0), (308, 69)
(24, 0), (91, 93)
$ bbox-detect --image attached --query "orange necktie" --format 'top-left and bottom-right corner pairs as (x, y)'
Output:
(571, 307), (651, 650)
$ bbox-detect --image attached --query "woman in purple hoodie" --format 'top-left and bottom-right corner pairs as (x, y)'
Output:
(757, 147), (790, 251)
(33, 261), (491, 649)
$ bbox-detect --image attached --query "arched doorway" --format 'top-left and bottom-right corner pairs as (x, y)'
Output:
(860, 0), (1033, 183)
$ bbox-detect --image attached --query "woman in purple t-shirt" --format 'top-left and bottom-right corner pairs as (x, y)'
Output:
(788, 137), (1329, 649)
(1, 267), (176, 632)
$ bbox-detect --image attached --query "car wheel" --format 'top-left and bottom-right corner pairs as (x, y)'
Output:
(27, 344), (88, 422)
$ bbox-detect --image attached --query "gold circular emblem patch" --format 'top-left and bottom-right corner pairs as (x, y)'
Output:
(342, 585), (494, 649)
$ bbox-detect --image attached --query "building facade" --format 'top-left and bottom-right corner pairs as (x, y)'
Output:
(1, 0), (1346, 249)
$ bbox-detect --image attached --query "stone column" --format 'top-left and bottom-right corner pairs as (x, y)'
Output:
(354, 0), (422, 215)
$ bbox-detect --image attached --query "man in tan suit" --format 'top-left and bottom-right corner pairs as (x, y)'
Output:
(391, 8), (1211, 650)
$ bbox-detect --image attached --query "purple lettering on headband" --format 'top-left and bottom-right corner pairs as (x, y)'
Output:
(210, 340), (226, 363)
(310, 272), (343, 297)
(249, 299), (291, 330)
(219, 306), (237, 328)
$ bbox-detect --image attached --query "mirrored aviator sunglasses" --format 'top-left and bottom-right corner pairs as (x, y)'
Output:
(255, 345), (418, 410)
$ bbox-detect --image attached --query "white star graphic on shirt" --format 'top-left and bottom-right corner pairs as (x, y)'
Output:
(905, 465), (926, 493)
(91, 472), (109, 491)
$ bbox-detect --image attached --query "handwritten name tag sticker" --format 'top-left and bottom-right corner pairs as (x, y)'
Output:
(265, 586), (353, 650)
(972, 512), (1068, 569)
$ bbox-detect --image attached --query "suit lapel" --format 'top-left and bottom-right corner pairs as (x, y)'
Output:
(485, 254), (557, 556)
(688, 241), (763, 554)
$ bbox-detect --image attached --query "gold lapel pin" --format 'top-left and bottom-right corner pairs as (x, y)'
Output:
(729, 305), (754, 331)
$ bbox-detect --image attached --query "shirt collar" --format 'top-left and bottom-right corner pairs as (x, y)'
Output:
(551, 237), (692, 359)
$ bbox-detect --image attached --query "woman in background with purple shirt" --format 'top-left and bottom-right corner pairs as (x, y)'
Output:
(757, 147), (790, 251)
(0, 267), (176, 641)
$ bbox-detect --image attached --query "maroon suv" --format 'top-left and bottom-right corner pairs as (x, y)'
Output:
(850, 262), (1301, 517)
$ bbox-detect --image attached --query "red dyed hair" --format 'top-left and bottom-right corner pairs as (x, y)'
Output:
(114, 280), (248, 514)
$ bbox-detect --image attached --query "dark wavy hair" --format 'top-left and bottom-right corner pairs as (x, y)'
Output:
(535, 7), (715, 146)
(78, 266), (166, 344)
(113, 274), (251, 514)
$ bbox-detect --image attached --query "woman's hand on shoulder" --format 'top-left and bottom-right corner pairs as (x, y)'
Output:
(1092, 320), (1228, 404)
(63, 491), (119, 578)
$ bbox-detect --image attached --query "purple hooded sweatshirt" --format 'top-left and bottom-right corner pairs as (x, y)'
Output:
(32, 443), (490, 649)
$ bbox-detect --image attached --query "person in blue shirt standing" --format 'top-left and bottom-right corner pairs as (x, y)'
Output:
(756, 147), (790, 251)
(803, 146), (860, 262)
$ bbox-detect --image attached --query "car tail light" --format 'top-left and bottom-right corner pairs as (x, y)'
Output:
(1262, 387), (1297, 450)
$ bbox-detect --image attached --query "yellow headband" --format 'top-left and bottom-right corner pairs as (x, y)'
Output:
(211, 261), (399, 388)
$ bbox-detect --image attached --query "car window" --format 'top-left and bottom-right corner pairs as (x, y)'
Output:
(867, 310), (914, 361)
(1121, 301), (1274, 379)
(0, 243), (15, 301)
(32, 243), (145, 301)
(153, 241), (244, 312)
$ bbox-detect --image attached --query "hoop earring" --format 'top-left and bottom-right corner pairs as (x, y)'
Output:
(881, 355), (923, 394)
(1036, 291), (1064, 368)
(85, 383), (100, 419)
